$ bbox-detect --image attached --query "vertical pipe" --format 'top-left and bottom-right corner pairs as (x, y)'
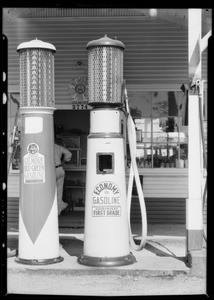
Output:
(186, 9), (203, 254)
(151, 92), (153, 168)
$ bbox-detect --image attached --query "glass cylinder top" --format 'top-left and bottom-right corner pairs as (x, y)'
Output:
(17, 38), (56, 108)
(86, 35), (125, 107)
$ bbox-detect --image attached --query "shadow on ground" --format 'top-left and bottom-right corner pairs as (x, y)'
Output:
(7, 236), (186, 264)
(145, 242), (186, 263)
(60, 237), (187, 265)
(60, 238), (84, 257)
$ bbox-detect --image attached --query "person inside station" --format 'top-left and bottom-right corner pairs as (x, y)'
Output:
(54, 143), (72, 215)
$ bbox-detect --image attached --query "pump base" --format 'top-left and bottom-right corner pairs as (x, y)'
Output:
(78, 253), (136, 267)
(15, 256), (64, 265)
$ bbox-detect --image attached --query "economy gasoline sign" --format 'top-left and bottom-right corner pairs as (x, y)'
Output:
(92, 181), (121, 217)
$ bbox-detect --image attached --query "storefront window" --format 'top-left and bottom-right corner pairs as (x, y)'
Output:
(127, 91), (188, 168)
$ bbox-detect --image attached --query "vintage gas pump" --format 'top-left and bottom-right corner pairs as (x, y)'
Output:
(15, 39), (63, 265)
(78, 35), (147, 267)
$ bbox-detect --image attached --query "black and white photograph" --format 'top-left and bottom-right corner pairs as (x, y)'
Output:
(1, 4), (211, 297)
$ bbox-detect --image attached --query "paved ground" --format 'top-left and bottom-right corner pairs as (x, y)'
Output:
(6, 224), (208, 296)
(7, 271), (206, 296)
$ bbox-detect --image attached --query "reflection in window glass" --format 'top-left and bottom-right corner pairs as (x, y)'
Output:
(127, 143), (152, 168)
(135, 118), (151, 143)
(153, 132), (168, 143)
(142, 133), (151, 143)
(168, 92), (179, 116)
(135, 118), (151, 132)
(178, 90), (188, 126)
(128, 91), (152, 117)
(179, 128), (188, 144)
(129, 143), (153, 168)
(152, 92), (169, 117)
(152, 91), (179, 117)
(129, 91), (189, 168)
(153, 143), (178, 168)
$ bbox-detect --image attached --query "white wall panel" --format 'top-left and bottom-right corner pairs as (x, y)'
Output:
(4, 17), (207, 106)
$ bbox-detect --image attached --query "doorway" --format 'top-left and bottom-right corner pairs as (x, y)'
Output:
(54, 109), (90, 228)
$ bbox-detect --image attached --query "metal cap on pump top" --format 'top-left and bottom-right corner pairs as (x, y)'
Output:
(17, 38), (56, 52)
(86, 35), (125, 107)
(86, 34), (125, 50)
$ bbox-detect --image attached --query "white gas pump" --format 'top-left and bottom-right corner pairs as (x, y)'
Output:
(78, 35), (147, 267)
(15, 39), (63, 265)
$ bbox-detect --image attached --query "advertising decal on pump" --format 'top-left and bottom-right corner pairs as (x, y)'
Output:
(92, 181), (121, 217)
(23, 143), (45, 184)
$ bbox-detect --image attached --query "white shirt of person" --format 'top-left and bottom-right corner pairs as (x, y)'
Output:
(54, 144), (72, 166)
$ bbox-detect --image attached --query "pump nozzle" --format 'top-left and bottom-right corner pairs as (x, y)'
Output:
(122, 80), (130, 115)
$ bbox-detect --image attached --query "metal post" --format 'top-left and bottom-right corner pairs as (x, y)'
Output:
(186, 9), (203, 254)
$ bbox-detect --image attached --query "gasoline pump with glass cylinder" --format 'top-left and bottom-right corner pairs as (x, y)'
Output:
(15, 39), (63, 265)
(78, 35), (147, 267)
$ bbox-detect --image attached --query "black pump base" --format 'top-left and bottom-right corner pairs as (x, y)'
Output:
(15, 256), (64, 265)
(78, 253), (136, 267)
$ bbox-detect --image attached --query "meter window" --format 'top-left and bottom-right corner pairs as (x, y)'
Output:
(97, 153), (114, 174)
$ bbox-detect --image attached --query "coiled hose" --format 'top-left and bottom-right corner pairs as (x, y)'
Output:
(124, 85), (147, 251)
